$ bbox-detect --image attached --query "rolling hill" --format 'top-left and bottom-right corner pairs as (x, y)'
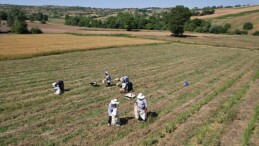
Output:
(193, 5), (259, 34)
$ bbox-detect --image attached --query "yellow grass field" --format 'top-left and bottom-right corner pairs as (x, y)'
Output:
(0, 34), (165, 59)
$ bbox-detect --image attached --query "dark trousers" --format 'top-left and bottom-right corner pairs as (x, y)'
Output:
(108, 116), (112, 124)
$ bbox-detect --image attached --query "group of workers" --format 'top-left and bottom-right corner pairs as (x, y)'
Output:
(105, 71), (133, 93)
(105, 71), (148, 126)
(108, 93), (148, 126)
(51, 71), (148, 127)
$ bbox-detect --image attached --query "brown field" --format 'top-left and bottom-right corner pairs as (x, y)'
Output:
(27, 22), (259, 50)
(0, 34), (165, 59)
(192, 5), (259, 19)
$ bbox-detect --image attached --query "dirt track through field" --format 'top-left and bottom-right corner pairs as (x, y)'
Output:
(0, 42), (259, 145)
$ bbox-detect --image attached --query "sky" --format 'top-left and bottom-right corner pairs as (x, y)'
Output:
(0, 0), (258, 9)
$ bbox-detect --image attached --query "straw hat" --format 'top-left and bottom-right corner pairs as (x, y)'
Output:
(111, 99), (119, 104)
(137, 93), (145, 99)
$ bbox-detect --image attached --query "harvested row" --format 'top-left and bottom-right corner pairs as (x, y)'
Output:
(67, 56), (248, 145)
(0, 44), (240, 143)
(107, 54), (255, 146)
(0, 41), (259, 145)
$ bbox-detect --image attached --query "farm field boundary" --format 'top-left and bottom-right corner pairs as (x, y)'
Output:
(0, 34), (166, 60)
(0, 40), (258, 145)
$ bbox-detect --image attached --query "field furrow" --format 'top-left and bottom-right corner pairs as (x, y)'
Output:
(0, 37), (258, 145)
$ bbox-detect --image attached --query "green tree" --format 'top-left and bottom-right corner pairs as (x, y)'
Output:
(168, 5), (192, 36)
(252, 31), (259, 36)
(64, 15), (71, 25)
(200, 7), (215, 16)
(43, 14), (48, 21)
(36, 12), (44, 21)
(7, 8), (28, 34)
(11, 19), (28, 34)
(7, 8), (27, 26)
(243, 22), (253, 30)
(125, 16), (134, 31)
(0, 11), (7, 20)
(30, 27), (42, 34)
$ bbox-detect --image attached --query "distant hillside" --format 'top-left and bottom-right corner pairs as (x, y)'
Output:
(192, 5), (259, 19)
(192, 5), (259, 34)
(0, 4), (169, 19)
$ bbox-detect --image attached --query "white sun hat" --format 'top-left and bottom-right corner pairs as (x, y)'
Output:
(137, 93), (145, 99)
(111, 99), (119, 104)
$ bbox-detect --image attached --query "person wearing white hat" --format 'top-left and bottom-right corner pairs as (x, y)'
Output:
(108, 99), (120, 126)
(134, 93), (148, 121)
(105, 71), (112, 86)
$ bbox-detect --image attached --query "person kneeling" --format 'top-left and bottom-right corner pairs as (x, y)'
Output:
(120, 81), (133, 93)
(52, 80), (64, 95)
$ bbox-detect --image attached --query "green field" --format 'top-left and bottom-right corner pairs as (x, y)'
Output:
(0, 37), (259, 145)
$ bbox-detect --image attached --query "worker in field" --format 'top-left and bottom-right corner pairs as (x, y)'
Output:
(52, 80), (64, 95)
(119, 75), (133, 93)
(134, 93), (148, 121)
(108, 99), (120, 126)
(120, 80), (133, 93)
(116, 75), (129, 87)
(104, 71), (112, 86)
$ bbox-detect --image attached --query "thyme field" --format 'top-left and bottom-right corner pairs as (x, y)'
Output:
(0, 36), (259, 145)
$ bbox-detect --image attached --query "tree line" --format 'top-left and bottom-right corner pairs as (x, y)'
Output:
(64, 5), (195, 36)
(0, 8), (47, 34)
(65, 11), (169, 31)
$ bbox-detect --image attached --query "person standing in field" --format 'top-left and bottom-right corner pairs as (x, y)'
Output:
(134, 93), (148, 121)
(107, 99), (120, 126)
(105, 71), (112, 86)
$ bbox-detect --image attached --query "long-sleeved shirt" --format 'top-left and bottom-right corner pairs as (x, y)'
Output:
(136, 99), (147, 110)
(108, 103), (116, 116)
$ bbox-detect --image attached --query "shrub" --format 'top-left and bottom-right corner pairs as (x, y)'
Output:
(209, 25), (227, 34)
(41, 20), (46, 24)
(252, 31), (259, 36)
(200, 7), (215, 16)
(30, 27), (43, 34)
(234, 29), (248, 35)
(0, 11), (7, 20)
(224, 23), (231, 30)
(243, 22), (253, 30)
(184, 18), (211, 33)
